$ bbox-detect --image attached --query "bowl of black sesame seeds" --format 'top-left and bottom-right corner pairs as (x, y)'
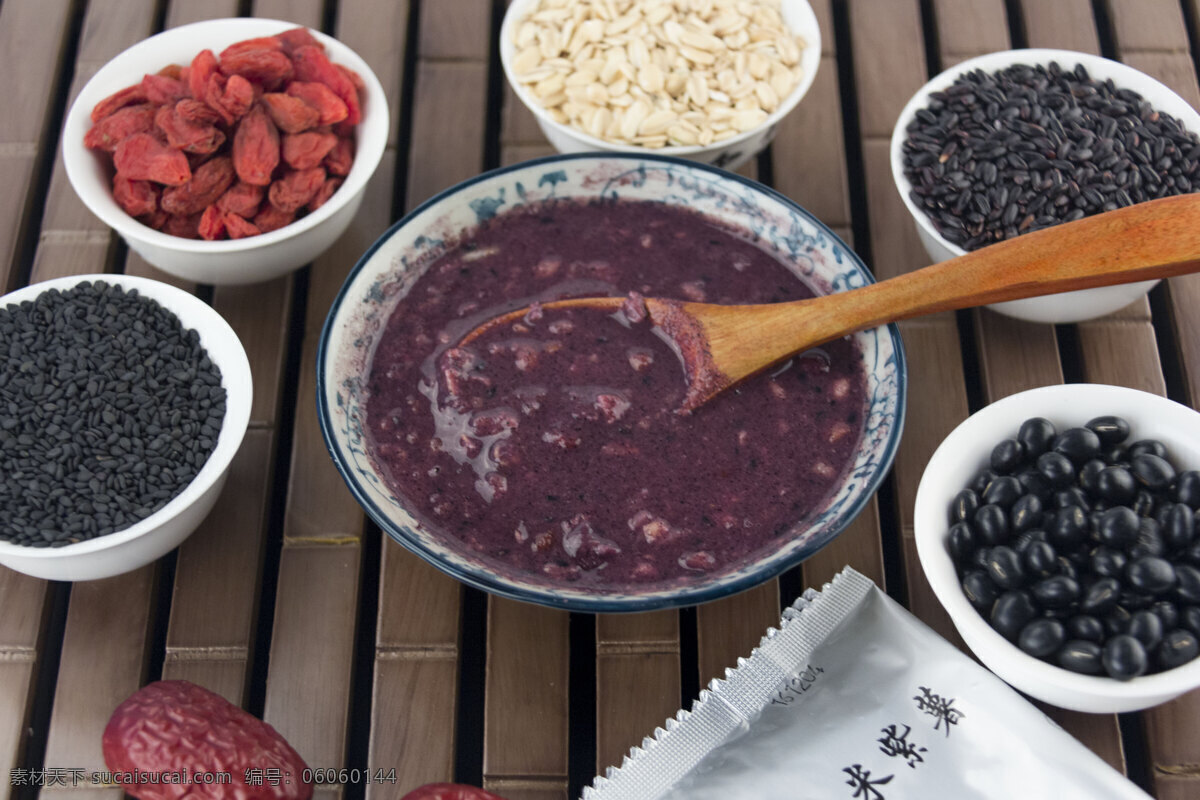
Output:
(891, 49), (1200, 324)
(915, 384), (1200, 713)
(0, 274), (251, 581)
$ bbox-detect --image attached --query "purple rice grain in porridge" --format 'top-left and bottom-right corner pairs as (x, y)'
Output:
(364, 200), (868, 588)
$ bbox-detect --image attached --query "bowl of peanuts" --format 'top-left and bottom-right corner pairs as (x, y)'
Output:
(62, 18), (388, 286)
(501, 0), (820, 171)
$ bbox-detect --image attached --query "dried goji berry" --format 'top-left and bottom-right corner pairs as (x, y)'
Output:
(156, 63), (184, 81)
(84, 104), (157, 152)
(253, 202), (295, 233)
(91, 84), (149, 123)
(261, 93), (320, 134)
(221, 47), (294, 90)
(323, 136), (354, 176)
(291, 45), (360, 125)
(268, 166), (325, 212)
(205, 73), (255, 125)
(281, 130), (337, 170)
(103, 680), (312, 800)
(141, 209), (168, 230)
(219, 37), (284, 60)
(163, 212), (202, 239)
(176, 98), (222, 126)
(161, 156), (234, 216)
(113, 175), (159, 217)
(337, 63), (366, 93)
(114, 133), (191, 185)
(232, 103), (280, 185)
(187, 49), (219, 104)
(283, 81), (347, 125)
(154, 105), (225, 154)
(141, 73), (188, 105)
(198, 205), (226, 240)
(215, 181), (264, 217)
(275, 27), (324, 55)
(223, 212), (261, 239)
(307, 177), (342, 211)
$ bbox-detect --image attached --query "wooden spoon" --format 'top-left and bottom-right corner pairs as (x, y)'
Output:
(463, 193), (1200, 412)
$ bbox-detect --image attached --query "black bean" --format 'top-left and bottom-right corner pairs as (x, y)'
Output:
(1173, 470), (1200, 508)
(1020, 417), (1057, 456)
(992, 590), (1038, 640)
(1103, 635), (1149, 680)
(1056, 427), (1103, 463)
(1104, 605), (1134, 636)
(948, 521), (977, 565)
(1055, 487), (1091, 511)
(1011, 494), (1044, 533)
(1097, 466), (1137, 504)
(1023, 540), (1058, 579)
(1017, 469), (1052, 500)
(1130, 439), (1169, 460)
(1127, 556), (1177, 595)
(1175, 564), (1200, 604)
(1019, 618), (1066, 658)
(1087, 415), (1131, 446)
(952, 488), (981, 522)
(1031, 575), (1080, 608)
(1058, 640), (1104, 674)
(1037, 451), (1075, 487)
(1079, 458), (1107, 495)
(1049, 505), (1089, 550)
(1180, 605), (1200, 637)
(1067, 614), (1106, 643)
(1090, 546), (1128, 579)
(1095, 506), (1139, 548)
(983, 475), (1023, 507)
(1081, 576), (1122, 614)
(1128, 610), (1165, 649)
(974, 503), (1011, 545)
(1157, 629), (1200, 670)
(963, 570), (1000, 613)
(1131, 453), (1176, 490)
(991, 438), (1025, 473)
(987, 545), (1026, 589)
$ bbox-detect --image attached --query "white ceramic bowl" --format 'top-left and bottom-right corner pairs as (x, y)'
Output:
(500, 0), (821, 171)
(915, 383), (1200, 712)
(62, 18), (389, 286)
(891, 49), (1200, 324)
(0, 274), (252, 581)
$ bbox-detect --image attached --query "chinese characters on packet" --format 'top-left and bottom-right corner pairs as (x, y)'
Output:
(841, 685), (965, 799)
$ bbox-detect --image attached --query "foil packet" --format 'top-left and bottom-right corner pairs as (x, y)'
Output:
(584, 567), (1149, 800)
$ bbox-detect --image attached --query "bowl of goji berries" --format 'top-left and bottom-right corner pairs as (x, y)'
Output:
(63, 18), (388, 286)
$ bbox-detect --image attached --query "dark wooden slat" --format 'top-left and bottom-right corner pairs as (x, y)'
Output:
(484, 600), (569, 786)
(419, 0), (492, 61)
(0, 0), (73, 291)
(1106, 0), (1191, 52)
(266, 0), (412, 782)
(595, 611), (680, 774)
(30, 0), (159, 285)
(696, 582), (780, 687)
(212, 277), (294, 428)
(369, 655), (459, 797)
(406, 61), (490, 207)
(932, 0), (1009, 59)
(1018, 0), (1101, 53)
(0, 661), (36, 783)
(847, 0), (927, 139)
(41, 567), (156, 778)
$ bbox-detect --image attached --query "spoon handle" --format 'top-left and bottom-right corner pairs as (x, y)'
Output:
(814, 193), (1200, 332)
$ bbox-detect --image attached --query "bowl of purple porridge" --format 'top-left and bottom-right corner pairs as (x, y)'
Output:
(317, 153), (906, 611)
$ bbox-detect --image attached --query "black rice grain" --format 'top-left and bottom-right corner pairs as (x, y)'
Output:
(0, 281), (225, 546)
(903, 61), (1200, 250)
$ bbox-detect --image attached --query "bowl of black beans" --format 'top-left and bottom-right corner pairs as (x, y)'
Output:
(891, 49), (1200, 324)
(0, 274), (251, 581)
(915, 384), (1200, 713)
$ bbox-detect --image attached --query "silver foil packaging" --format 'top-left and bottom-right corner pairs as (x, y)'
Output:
(585, 567), (1149, 800)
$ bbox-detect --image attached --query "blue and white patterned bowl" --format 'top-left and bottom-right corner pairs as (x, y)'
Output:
(317, 154), (907, 612)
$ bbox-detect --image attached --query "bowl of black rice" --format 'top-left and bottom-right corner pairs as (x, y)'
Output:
(0, 274), (251, 581)
(891, 48), (1200, 324)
